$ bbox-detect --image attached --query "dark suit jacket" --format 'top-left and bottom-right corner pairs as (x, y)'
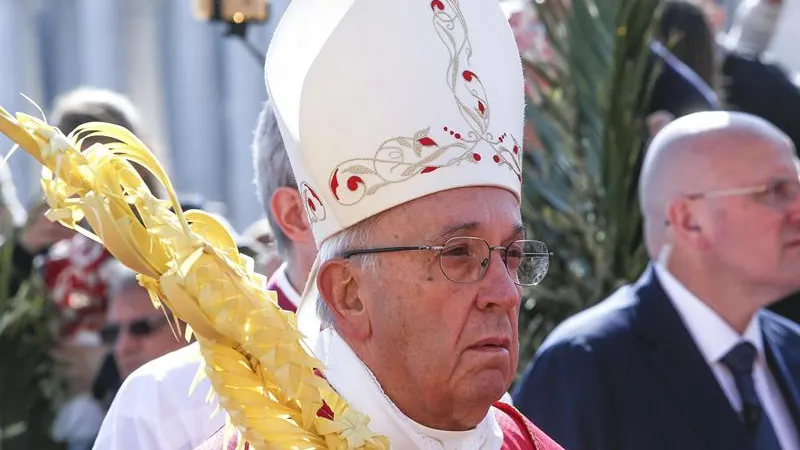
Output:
(723, 52), (800, 148)
(513, 266), (800, 450)
(648, 41), (721, 117)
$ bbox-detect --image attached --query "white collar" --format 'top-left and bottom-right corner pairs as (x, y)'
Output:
(315, 328), (504, 450)
(273, 263), (302, 308)
(654, 263), (764, 364)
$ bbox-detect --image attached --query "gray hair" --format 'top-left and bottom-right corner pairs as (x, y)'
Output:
(103, 261), (143, 299)
(51, 87), (142, 136)
(252, 100), (297, 260)
(316, 217), (380, 329)
(50, 87), (165, 198)
(103, 261), (174, 317)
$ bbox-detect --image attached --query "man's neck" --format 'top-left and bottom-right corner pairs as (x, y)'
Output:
(316, 328), (502, 449)
(283, 258), (309, 295)
(348, 336), (487, 432)
(665, 259), (774, 334)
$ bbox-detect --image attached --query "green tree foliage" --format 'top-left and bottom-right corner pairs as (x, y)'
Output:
(516, 0), (661, 373)
(0, 228), (66, 450)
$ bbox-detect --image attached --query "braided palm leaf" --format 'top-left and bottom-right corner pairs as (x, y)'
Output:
(0, 105), (389, 450)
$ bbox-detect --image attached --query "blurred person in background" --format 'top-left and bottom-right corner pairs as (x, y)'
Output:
(668, 0), (800, 151)
(102, 264), (188, 380)
(649, 1), (800, 327)
(514, 111), (800, 450)
(46, 86), (165, 396)
(0, 86), (168, 450)
(716, 0), (800, 324)
(5, 86), (165, 306)
(237, 217), (282, 278)
(657, 0), (721, 96)
(50, 87), (167, 198)
(721, 0), (800, 150)
(53, 263), (190, 450)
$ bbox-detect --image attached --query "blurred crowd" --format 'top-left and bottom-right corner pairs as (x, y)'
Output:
(2, 0), (800, 448)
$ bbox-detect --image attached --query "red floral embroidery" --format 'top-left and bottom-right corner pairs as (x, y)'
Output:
(327, 0), (523, 206)
(418, 137), (438, 147)
(300, 182), (326, 223)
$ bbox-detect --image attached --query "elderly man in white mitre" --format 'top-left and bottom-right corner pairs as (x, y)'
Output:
(199, 0), (564, 448)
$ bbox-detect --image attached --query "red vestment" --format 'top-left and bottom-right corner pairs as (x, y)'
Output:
(195, 402), (563, 450)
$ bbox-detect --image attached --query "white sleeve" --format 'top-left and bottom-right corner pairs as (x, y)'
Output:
(92, 346), (224, 450)
(92, 375), (169, 450)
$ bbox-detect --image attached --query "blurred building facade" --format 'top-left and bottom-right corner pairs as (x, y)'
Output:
(3, 0), (798, 230)
(0, 0), (289, 230)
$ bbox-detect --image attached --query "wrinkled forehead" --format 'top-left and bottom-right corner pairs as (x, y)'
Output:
(109, 284), (153, 314)
(374, 186), (523, 242)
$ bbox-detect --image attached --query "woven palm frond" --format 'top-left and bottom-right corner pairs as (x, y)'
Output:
(0, 106), (389, 450)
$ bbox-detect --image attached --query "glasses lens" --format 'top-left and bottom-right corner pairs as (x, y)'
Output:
(100, 324), (120, 345)
(129, 317), (163, 337)
(769, 179), (800, 206)
(439, 237), (490, 283)
(507, 240), (550, 286)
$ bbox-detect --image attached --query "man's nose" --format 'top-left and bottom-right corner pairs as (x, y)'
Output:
(787, 190), (800, 223)
(476, 251), (521, 311)
(114, 327), (140, 356)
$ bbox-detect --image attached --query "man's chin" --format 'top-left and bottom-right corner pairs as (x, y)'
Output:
(118, 361), (141, 379)
(463, 369), (511, 405)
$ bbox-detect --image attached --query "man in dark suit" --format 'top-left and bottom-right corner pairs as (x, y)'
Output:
(718, 0), (800, 325)
(514, 111), (800, 450)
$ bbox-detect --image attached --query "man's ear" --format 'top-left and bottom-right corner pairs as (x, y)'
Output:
(270, 187), (313, 244)
(317, 259), (371, 340)
(666, 199), (709, 250)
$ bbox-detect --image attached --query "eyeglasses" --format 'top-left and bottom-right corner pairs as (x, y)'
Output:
(342, 237), (552, 286)
(100, 315), (169, 345)
(687, 177), (800, 209)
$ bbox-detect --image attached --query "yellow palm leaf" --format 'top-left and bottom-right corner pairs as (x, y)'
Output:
(0, 103), (389, 450)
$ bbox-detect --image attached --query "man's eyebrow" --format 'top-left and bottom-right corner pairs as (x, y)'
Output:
(429, 222), (525, 243)
(505, 224), (525, 242)
(430, 221), (480, 243)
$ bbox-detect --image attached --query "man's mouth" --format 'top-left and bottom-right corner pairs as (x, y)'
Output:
(468, 336), (511, 352)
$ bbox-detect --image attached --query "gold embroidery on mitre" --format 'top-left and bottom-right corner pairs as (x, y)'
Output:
(327, 0), (523, 208)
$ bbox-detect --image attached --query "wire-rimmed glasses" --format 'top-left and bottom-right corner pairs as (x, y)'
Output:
(342, 236), (552, 286)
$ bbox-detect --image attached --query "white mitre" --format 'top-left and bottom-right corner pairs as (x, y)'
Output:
(264, 0), (525, 247)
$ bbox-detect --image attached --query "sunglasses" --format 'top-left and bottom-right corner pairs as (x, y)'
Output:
(100, 315), (169, 345)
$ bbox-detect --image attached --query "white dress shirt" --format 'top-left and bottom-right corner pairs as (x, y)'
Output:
(655, 264), (799, 450)
(92, 264), (301, 450)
